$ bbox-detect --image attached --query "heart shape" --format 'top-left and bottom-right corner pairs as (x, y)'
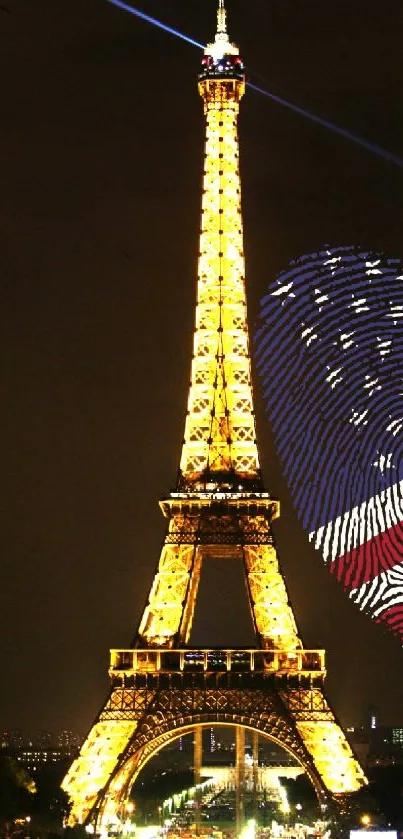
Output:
(255, 245), (403, 642)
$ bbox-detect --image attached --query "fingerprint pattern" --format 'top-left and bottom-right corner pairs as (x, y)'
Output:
(254, 246), (403, 641)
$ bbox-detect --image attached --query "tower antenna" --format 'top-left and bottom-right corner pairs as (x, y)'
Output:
(217, 0), (227, 35)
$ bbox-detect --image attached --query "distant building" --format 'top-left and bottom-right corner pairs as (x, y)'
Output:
(391, 727), (403, 746)
(0, 728), (81, 772)
(347, 722), (403, 768)
(33, 729), (54, 749)
(1, 729), (25, 749)
(16, 748), (68, 773)
(367, 705), (380, 732)
(57, 730), (81, 750)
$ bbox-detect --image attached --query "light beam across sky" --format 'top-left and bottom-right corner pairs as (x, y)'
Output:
(106, 0), (403, 169)
(248, 83), (403, 169)
(106, 0), (204, 49)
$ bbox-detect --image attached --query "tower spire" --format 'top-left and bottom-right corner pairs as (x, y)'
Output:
(217, 0), (227, 36)
(205, 0), (238, 60)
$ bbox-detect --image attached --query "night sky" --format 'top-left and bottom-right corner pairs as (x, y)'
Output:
(1, 0), (403, 737)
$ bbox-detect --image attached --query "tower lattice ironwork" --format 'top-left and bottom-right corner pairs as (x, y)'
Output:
(62, 2), (367, 826)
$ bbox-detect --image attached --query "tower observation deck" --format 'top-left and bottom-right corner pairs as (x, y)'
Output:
(62, 2), (366, 827)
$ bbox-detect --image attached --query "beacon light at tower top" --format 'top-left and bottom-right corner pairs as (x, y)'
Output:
(200, 0), (245, 86)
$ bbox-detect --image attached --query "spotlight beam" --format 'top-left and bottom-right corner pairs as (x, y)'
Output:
(106, 0), (203, 49)
(248, 82), (403, 169)
(106, 0), (403, 169)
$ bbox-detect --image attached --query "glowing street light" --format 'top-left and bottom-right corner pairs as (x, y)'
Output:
(240, 820), (256, 839)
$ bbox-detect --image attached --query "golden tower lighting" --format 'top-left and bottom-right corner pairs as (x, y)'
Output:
(62, 2), (366, 826)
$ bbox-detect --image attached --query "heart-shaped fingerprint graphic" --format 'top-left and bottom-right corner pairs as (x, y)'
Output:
(255, 246), (403, 641)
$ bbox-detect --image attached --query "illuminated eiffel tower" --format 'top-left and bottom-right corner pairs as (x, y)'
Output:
(63, 1), (366, 827)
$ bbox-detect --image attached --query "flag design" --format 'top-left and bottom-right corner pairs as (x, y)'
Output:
(255, 246), (403, 640)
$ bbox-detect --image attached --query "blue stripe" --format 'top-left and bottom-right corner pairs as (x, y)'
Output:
(255, 246), (403, 532)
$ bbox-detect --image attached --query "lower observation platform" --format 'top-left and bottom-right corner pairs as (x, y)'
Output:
(109, 648), (325, 680)
(159, 492), (280, 520)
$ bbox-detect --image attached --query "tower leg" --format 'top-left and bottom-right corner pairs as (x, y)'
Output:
(194, 726), (202, 835)
(235, 725), (245, 836)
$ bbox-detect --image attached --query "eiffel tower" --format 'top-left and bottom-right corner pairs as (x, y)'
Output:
(62, 1), (366, 827)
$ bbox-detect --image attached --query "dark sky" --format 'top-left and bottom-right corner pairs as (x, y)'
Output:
(1, 0), (403, 737)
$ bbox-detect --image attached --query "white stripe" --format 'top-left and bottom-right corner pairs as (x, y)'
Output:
(351, 570), (403, 618)
(309, 479), (403, 562)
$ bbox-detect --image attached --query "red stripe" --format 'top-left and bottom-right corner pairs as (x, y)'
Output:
(330, 519), (403, 589)
(375, 605), (403, 640)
